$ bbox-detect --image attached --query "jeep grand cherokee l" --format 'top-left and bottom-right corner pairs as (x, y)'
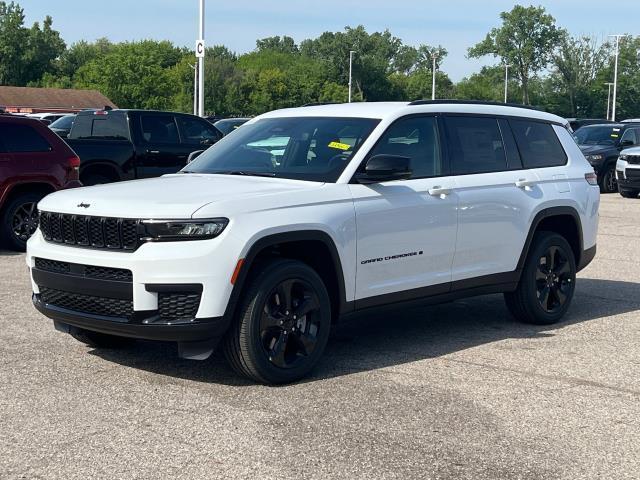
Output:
(27, 101), (599, 384)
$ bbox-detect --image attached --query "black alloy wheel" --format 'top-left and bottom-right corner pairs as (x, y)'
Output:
(12, 201), (39, 244)
(601, 165), (617, 193)
(260, 278), (322, 369)
(535, 246), (573, 314)
(223, 258), (332, 384)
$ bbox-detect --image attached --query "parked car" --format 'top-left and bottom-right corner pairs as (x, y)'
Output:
(28, 101), (599, 383)
(66, 109), (224, 185)
(0, 115), (81, 250)
(26, 112), (69, 124)
(616, 146), (640, 198)
(573, 122), (640, 193)
(213, 117), (250, 136)
(567, 118), (615, 132)
(48, 114), (76, 138)
(622, 118), (640, 123)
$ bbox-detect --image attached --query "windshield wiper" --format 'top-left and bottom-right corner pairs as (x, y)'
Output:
(215, 171), (277, 177)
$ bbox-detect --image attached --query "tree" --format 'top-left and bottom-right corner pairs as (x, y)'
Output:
(468, 5), (563, 104)
(256, 36), (298, 54)
(22, 15), (66, 85)
(551, 35), (609, 116)
(0, 1), (28, 85)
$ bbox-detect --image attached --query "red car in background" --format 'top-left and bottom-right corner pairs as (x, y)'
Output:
(0, 114), (81, 251)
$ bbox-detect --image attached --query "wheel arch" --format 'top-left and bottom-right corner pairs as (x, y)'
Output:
(224, 230), (350, 324)
(0, 181), (57, 210)
(517, 206), (584, 273)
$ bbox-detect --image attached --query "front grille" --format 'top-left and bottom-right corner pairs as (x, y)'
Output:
(40, 287), (133, 319)
(158, 292), (201, 321)
(39, 212), (140, 251)
(626, 155), (640, 165)
(35, 257), (132, 282)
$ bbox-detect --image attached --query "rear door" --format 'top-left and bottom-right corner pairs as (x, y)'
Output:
(444, 115), (539, 282)
(134, 113), (189, 178)
(350, 115), (458, 305)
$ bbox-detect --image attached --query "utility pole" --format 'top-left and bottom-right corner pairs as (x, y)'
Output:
(197, 0), (205, 117)
(504, 64), (510, 103)
(191, 64), (198, 115)
(348, 50), (355, 103)
(605, 82), (614, 120)
(431, 52), (438, 100)
(609, 34), (626, 122)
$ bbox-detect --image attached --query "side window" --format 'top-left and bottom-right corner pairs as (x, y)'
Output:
(510, 119), (567, 168)
(367, 116), (442, 179)
(0, 124), (51, 153)
(621, 128), (638, 146)
(444, 116), (506, 175)
(177, 117), (222, 145)
(91, 118), (129, 139)
(140, 115), (179, 144)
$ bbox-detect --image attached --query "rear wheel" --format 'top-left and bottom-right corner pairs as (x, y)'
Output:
(223, 259), (332, 384)
(599, 165), (617, 193)
(70, 328), (135, 349)
(619, 188), (639, 198)
(505, 232), (576, 325)
(0, 192), (44, 251)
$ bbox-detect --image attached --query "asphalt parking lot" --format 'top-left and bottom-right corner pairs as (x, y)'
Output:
(1, 194), (639, 480)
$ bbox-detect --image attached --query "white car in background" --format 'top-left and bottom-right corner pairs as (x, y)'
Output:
(616, 146), (640, 198)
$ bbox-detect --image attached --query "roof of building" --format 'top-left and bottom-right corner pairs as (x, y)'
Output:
(0, 86), (117, 110)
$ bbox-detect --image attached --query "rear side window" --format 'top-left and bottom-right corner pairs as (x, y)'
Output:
(510, 120), (567, 168)
(444, 116), (506, 175)
(141, 114), (179, 144)
(367, 116), (442, 178)
(0, 124), (51, 153)
(71, 113), (130, 140)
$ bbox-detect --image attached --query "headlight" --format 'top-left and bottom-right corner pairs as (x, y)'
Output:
(619, 154), (628, 161)
(141, 218), (228, 241)
(586, 154), (604, 162)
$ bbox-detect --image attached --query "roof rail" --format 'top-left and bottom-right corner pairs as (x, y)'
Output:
(302, 102), (338, 107)
(408, 99), (542, 111)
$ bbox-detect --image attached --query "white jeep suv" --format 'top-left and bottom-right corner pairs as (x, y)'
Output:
(27, 101), (600, 383)
(616, 146), (640, 198)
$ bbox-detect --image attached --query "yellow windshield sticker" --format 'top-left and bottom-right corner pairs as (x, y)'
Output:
(328, 141), (351, 150)
(611, 134), (619, 138)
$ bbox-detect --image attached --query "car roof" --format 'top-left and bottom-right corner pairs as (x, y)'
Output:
(255, 101), (567, 125)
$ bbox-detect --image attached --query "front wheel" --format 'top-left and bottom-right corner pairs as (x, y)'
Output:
(0, 192), (44, 251)
(599, 165), (617, 193)
(505, 232), (576, 325)
(223, 259), (332, 384)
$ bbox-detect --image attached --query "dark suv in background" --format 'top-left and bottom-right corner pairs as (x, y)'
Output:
(573, 123), (640, 193)
(0, 115), (81, 250)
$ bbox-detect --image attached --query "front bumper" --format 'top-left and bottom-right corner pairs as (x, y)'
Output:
(616, 160), (640, 189)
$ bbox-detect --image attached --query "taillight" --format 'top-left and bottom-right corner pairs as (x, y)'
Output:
(67, 156), (81, 170)
(585, 172), (598, 186)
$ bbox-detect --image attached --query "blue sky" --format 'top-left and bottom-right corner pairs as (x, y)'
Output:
(20, 0), (639, 81)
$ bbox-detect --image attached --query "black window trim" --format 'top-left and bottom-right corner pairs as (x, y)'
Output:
(349, 113), (450, 183)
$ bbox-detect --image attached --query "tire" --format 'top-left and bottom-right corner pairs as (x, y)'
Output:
(70, 328), (135, 349)
(223, 258), (332, 384)
(504, 232), (576, 325)
(599, 164), (617, 193)
(0, 192), (45, 251)
(81, 174), (112, 186)
(619, 188), (639, 198)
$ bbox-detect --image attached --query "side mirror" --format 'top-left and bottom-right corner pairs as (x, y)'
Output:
(355, 154), (412, 184)
(187, 150), (205, 163)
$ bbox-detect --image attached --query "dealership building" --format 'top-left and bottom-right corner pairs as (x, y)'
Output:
(0, 86), (116, 114)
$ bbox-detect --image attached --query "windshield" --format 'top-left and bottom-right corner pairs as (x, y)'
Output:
(573, 125), (622, 146)
(184, 117), (380, 182)
(50, 115), (75, 129)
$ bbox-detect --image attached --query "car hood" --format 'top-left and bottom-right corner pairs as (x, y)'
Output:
(38, 174), (324, 218)
(579, 144), (616, 156)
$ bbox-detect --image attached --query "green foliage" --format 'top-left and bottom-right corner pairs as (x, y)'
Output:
(469, 4), (564, 104)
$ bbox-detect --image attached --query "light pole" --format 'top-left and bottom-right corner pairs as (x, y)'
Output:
(504, 64), (510, 103)
(605, 82), (614, 120)
(190, 63), (198, 115)
(609, 34), (626, 122)
(431, 52), (439, 100)
(348, 50), (355, 103)
(197, 0), (205, 117)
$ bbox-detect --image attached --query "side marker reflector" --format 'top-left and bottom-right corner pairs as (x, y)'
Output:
(231, 259), (244, 285)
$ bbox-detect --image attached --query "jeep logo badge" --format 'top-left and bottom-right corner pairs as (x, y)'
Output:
(77, 202), (90, 208)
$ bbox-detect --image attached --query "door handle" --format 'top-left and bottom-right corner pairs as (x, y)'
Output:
(428, 186), (452, 197)
(515, 179), (536, 189)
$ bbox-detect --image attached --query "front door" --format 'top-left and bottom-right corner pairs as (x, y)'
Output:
(349, 115), (458, 306)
